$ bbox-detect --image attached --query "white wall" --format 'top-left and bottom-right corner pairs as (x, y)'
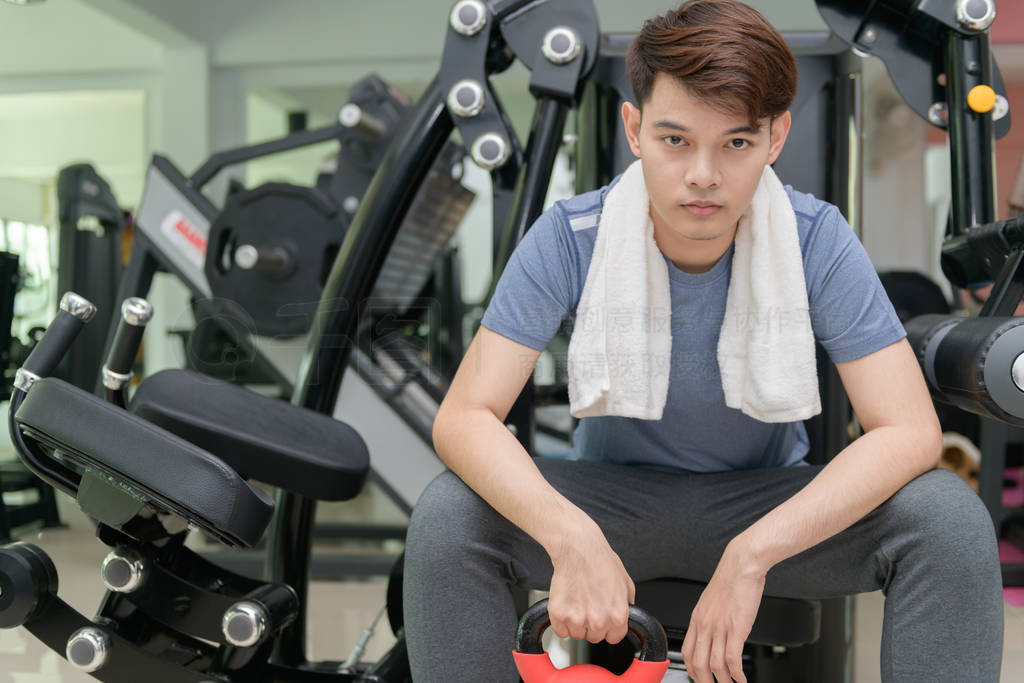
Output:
(0, 0), (161, 76)
(0, 90), (146, 205)
(0, 179), (45, 227)
(858, 57), (933, 278)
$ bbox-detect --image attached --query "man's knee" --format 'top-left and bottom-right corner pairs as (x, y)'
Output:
(406, 470), (499, 565)
(884, 468), (998, 565)
(409, 471), (475, 541)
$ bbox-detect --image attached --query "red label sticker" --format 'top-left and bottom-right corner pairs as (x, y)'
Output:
(160, 210), (207, 269)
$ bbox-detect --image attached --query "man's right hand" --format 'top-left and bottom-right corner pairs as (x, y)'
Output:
(544, 514), (635, 645)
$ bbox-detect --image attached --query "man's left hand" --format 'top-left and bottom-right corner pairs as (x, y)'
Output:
(681, 540), (766, 683)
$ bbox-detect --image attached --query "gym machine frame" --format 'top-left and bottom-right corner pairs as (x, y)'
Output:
(107, 75), (411, 397)
(0, 1), (602, 680)
(818, 0), (1023, 590)
(277, 0), (601, 668)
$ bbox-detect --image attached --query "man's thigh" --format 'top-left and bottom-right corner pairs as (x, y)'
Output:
(536, 459), (981, 603)
(533, 458), (827, 587)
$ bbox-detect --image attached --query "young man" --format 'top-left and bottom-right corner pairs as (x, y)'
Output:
(404, 1), (1004, 681)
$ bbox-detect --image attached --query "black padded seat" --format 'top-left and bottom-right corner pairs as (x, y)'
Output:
(15, 378), (273, 547)
(129, 370), (369, 502)
(635, 578), (820, 647)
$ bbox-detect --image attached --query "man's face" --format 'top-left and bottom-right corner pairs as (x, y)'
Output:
(622, 73), (791, 248)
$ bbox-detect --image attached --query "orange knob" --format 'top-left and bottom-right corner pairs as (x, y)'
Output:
(967, 85), (997, 114)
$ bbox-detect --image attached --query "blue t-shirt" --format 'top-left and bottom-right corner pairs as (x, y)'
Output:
(481, 181), (906, 472)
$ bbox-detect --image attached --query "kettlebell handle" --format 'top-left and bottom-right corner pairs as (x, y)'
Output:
(514, 598), (668, 662)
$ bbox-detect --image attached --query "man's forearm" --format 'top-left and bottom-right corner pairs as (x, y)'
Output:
(732, 425), (942, 573)
(433, 406), (592, 553)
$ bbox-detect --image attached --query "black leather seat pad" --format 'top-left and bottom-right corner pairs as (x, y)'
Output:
(129, 370), (369, 501)
(15, 378), (273, 547)
(635, 578), (820, 647)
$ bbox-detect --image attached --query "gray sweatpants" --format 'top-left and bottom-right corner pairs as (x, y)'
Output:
(403, 459), (1004, 682)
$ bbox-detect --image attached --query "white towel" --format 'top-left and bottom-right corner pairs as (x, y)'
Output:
(718, 165), (821, 422)
(567, 160), (672, 420)
(568, 160), (820, 423)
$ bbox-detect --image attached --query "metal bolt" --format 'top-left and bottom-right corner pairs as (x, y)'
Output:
(956, 0), (996, 31)
(101, 549), (147, 594)
(338, 103), (362, 128)
(66, 628), (111, 673)
(338, 104), (386, 138)
(471, 133), (511, 170)
(994, 95), (1009, 121)
(860, 26), (877, 45)
(343, 196), (360, 214)
(447, 80), (486, 118)
(234, 245), (259, 270)
(542, 27), (581, 65)
(450, 0), (487, 36)
(927, 102), (948, 127)
(223, 602), (268, 648)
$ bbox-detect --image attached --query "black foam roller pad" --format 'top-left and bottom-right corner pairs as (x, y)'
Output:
(907, 314), (1024, 425)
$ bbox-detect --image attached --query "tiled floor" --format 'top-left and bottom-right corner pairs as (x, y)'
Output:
(3, 483), (1024, 681)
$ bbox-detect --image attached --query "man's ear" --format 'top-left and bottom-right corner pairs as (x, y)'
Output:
(766, 110), (792, 165)
(621, 101), (642, 157)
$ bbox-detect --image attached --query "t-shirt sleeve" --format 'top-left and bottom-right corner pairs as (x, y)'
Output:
(803, 204), (907, 363)
(479, 205), (578, 351)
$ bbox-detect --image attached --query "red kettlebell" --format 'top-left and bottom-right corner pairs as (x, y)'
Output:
(512, 598), (670, 682)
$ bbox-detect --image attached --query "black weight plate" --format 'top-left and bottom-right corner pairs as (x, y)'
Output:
(205, 183), (348, 338)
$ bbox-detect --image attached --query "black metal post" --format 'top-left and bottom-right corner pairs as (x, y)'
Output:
(295, 78), (453, 413)
(266, 494), (317, 666)
(493, 98), (570, 276)
(190, 123), (348, 190)
(489, 98), (570, 455)
(269, 78), (453, 666)
(830, 61), (861, 237)
(946, 31), (997, 235)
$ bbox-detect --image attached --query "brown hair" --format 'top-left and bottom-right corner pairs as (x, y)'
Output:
(626, 0), (797, 125)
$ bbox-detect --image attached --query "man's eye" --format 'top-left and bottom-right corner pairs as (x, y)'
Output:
(729, 138), (750, 150)
(665, 136), (684, 146)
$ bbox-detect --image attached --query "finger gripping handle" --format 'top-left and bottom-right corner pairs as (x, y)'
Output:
(513, 598), (669, 682)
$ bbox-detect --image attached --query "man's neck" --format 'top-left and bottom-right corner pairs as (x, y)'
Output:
(652, 221), (738, 274)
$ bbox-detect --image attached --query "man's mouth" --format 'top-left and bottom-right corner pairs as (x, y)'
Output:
(682, 202), (721, 217)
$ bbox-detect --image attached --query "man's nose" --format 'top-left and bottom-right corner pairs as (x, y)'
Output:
(685, 149), (721, 189)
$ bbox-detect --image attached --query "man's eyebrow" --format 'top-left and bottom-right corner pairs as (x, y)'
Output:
(723, 124), (761, 135)
(652, 120), (691, 132)
(651, 120), (762, 135)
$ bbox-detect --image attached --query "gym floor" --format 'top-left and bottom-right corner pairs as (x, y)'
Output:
(2, 457), (1023, 682)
